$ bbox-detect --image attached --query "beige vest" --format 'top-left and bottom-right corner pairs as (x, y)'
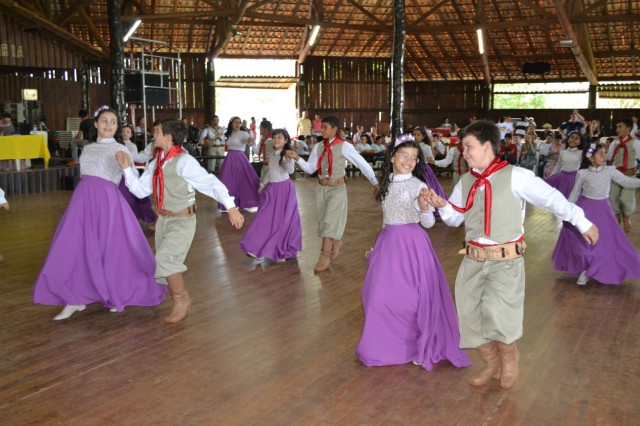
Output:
(613, 138), (637, 170)
(461, 166), (522, 243)
(316, 140), (346, 179)
(160, 154), (195, 212)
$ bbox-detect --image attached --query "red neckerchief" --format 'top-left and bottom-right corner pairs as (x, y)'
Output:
(260, 133), (272, 163)
(455, 144), (467, 175)
(317, 136), (344, 177)
(448, 156), (509, 237)
(153, 145), (185, 211)
(609, 135), (633, 171)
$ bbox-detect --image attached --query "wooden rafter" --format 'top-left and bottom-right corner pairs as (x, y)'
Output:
(344, 0), (386, 27)
(576, 0), (608, 17)
(406, 0), (448, 31)
(428, 34), (464, 79)
(0, 0), (106, 60)
(55, 0), (96, 26)
(78, 7), (110, 54)
(551, 0), (597, 84)
(518, 0), (553, 18)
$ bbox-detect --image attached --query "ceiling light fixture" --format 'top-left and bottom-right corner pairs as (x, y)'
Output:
(124, 19), (142, 42)
(309, 25), (321, 46)
(559, 38), (574, 48)
(476, 28), (485, 54)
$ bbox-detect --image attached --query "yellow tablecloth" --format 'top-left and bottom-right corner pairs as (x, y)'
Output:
(0, 135), (50, 167)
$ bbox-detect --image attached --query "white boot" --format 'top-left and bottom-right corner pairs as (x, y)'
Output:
(54, 305), (86, 320)
(577, 271), (588, 286)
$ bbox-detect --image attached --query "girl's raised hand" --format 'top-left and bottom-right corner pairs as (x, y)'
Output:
(418, 188), (431, 212)
(115, 151), (132, 169)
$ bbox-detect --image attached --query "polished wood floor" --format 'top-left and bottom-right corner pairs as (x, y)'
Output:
(1, 176), (639, 425)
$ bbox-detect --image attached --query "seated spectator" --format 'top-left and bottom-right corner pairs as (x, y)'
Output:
(0, 113), (15, 136)
(441, 117), (452, 130)
(373, 135), (387, 153)
(356, 134), (375, 154)
(67, 109), (93, 167)
(48, 131), (61, 157)
(519, 134), (538, 171)
(295, 136), (309, 156)
(500, 133), (518, 165)
(559, 110), (586, 139)
(537, 131), (555, 178)
(432, 134), (446, 157)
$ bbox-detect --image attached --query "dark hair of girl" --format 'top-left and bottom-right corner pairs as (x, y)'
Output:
(271, 128), (292, 168)
(122, 124), (135, 144)
(376, 139), (427, 203)
(224, 116), (241, 138)
(413, 127), (430, 146)
(579, 142), (603, 170)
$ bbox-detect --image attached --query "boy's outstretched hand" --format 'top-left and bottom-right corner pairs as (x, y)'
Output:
(228, 207), (244, 229)
(424, 188), (447, 209)
(115, 151), (132, 169)
(581, 224), (599, 246)
(0, 202), (9, 211)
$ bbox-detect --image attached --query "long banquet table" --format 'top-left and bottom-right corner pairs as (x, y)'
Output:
(0, 134), (50, 170)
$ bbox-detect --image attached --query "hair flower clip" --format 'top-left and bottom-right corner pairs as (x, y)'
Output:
(585, 143), (597, 158)
(394, 133), (414, 147)
(93, 105), (110, 118)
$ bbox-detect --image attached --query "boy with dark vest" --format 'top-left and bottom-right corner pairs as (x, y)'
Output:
(117, 119), (244, 324)
(426, 120), (599, 389)
(286, 116), (378, 272)
(606, 118), (637, 232)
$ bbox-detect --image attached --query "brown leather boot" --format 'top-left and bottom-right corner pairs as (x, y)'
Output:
(314, 238), (333, 273)
(164, 274), (192, 324)
(622, 215), (631, 233)
(468, 341), (501, 386)
(496, 342), (519, 389)
(330, 239), (343, 261)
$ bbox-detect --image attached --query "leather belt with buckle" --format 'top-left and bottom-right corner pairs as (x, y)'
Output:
(159, 204), (197, 218)
(458, 240), (526, 262)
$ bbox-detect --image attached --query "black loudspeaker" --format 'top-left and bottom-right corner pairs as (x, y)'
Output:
(522, 62), (551, 74)
(125, 72), (170, 106)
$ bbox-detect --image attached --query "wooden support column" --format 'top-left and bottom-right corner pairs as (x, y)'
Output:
(390, 0), (406, 141)
(206, 60), (216, 120)
(107, 0), (126, 123)
(588, 84), (596, 111)
(80, 66), (90, 112)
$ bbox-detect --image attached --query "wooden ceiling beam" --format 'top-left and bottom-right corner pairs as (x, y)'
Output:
(406, 0), (447, 31)
(54, 0), (96, 27)
(0, 0), (106, 60)
(344, 0), (385, 27)
(551, 0), (598, 85)
(575, 0), (608, 17)
(518, 0), (554, 18)
(210, 0), (251, 59)
(78, 7), (110, 55)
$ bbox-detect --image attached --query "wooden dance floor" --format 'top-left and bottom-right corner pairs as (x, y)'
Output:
(1, 176), (639, 424)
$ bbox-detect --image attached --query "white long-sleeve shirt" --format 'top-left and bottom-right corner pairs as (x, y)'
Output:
(296, 140), (379, 186)
(124, 140), (154, 163)
(200, 125), (226, 146)
(438, 166), (592, 245)
(0, 187), (6, 205)
(123, 152), (236, 210)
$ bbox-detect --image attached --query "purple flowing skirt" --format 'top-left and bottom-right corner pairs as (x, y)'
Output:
(356, 223), (471, 371)
(33, 175), (167, 311)
(218, 150), (260, 210)
(423, 164), (448, 200)
(544, 170), (577, 198)
(238, 180), (302, 260)
(118, 177), (156, 224)
(552, 197), (640, 284)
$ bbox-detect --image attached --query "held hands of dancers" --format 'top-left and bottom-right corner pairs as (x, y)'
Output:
(424, 188), (447, 209)
(418, 188), (431, 213)
(284, 150), (299, 161)
(228, 207), (244, 229)
(581, 225), (599, 246)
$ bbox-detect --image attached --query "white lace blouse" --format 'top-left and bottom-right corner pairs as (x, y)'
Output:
(80, 139), (131, 185)
(263, 150), (295, 186)
(551, 148), (582, 175)
(382, 173), (435, 228)
(568, 165), (640, 203)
